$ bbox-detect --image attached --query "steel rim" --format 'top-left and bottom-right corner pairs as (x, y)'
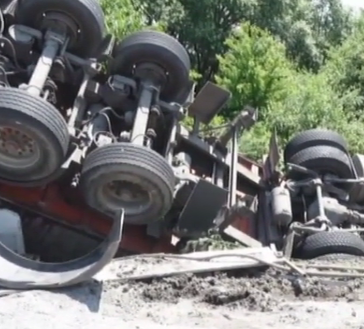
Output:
(0, 126), (40, 169)
(100, 180), (152, 215)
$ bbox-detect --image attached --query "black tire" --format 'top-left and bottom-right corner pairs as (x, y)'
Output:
(15, 0), (104, 57)
(284, 129), (348, 163)
(0, 88), (69, 185)
(295, 231), (364, 259)
(111, 30), (191, 104)
(313, 253), (361, 261)
(288, 145), (354, 179)
(80, 143), (175, 225)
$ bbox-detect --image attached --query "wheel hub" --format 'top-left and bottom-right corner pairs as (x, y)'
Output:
(0, 126), (40, 168)
(41, 12), (79, 47)
(134, 63), (167, 87)
(102, 180), (152, 215)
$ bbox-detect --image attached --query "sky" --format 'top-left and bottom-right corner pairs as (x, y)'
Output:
(341, 0), (364, 11)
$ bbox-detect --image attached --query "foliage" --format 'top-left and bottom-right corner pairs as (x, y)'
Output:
(323, 14), (364, 114)
(101, 0), (145, 38)
(216, 23), (293, 119)
(101, 0), (364, 160)
(179, 230), (241, 253)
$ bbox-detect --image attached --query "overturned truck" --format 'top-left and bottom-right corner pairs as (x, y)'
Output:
(0, 0), (260, 288)
(264, 129), (364, 260)
(0, 0), (362, 289)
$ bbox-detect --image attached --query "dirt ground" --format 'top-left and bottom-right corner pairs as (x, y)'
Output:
(0, 254), (364, 329)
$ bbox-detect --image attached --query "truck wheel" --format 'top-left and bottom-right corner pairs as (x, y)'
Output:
(284, 129), (348, 163)
(288, 145), (353, 179)
(80, 143), (175, 225)
(295, 231), (364, 259)
(111, 30), (191, 104)
(0, 88), (69, 185)
(15, 0), (104, 57)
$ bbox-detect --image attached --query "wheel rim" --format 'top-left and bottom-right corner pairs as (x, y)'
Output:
(99, 180), (152, 216)
(40, 11), (79, 48)
(0, 126), (40, 169)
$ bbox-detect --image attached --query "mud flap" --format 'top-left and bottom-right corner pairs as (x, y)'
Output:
(174, 179), (228, 238)
(0, 209), (124, 289)
(188, 82), (231, 124)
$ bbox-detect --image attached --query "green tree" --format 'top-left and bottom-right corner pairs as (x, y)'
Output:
(323, 13), (364, 114)
(216, 23), (292, 119)
(241, 70), (364, 160)
(134, 0), (354, 85)
(99, 0), (364, 161)
(136, 0), (257, 85)
(101, 0), (145, 39)
(215, 23), (364, 160)
(254, 0), (353, 71)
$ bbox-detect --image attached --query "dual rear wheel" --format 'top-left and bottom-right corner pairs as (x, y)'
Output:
(0, 6), (191, 224)
(80, 143), (175, 225)
(0, 88), (69, 186)
(0, 86), (175, 225)
(0, 88), (177, 225)
(285, 129), (364, 259)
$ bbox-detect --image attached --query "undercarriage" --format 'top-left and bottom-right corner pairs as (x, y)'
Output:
(0, 0), (362, 290)
(0, 0), (260, 288)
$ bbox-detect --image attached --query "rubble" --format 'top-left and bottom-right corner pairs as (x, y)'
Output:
(0, 255), (364, 329)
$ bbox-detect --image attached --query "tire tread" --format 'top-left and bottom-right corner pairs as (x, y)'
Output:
(298, 231), (364, 259)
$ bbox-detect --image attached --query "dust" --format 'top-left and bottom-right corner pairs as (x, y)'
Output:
(0, 254), (364, 329)
(98, 254), (364, 313)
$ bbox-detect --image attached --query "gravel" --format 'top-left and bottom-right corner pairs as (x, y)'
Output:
(1, 255), (364, 329)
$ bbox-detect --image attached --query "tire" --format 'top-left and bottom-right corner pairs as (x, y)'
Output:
(295, 231), (364, 259)
(288, 145), (353, 179)
(0, 88), (69, 185)
(111, 30), (191, 104)
(15, 0), (104, 57)
(284, 129), (348, 163)
(80, 142), (175, 225)
(313, 253), (361, 261)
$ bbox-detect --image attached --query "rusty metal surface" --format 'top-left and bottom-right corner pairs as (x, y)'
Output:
(0, 183), (176, 254)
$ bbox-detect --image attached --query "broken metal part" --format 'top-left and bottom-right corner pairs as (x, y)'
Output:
(218, 106), (258, 147)
(188, 82), (231, 125)
(0, 15), (264, 267)
(174, 179), (228, 239)
(177, 125), (261, 191)
(0, 209), (123, 289)
(0, 183), (176, 254)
